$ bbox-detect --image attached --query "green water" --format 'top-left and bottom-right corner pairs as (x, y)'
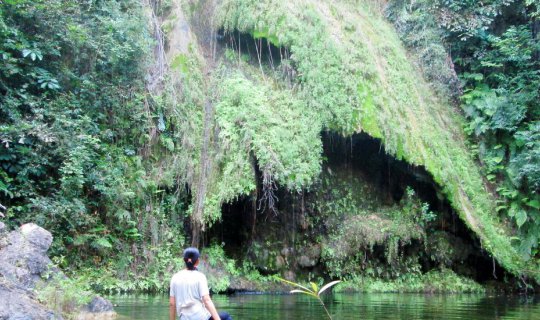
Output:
(110, 293), (540, 319)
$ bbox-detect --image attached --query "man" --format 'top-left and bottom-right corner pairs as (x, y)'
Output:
(169, 247), (232, 320)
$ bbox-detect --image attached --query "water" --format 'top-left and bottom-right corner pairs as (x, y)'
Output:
(109, 293), (540, 319)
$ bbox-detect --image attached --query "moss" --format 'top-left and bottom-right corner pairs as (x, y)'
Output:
(170, 53), (189, 73)
(215, 0), (540, 281)
(335, 269), (485, 293)
(314, 171), (430, 279)
(252, 28), (280, 46)
(358, 83), (382, 139)
(161, 14), (177, 36)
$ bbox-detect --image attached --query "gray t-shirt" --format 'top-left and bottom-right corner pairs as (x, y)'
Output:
(170, 269), (211, 320)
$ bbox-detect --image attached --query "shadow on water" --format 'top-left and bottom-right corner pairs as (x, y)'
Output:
(110, 293), (540, 320)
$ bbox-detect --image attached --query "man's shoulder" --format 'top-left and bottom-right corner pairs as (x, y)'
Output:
(171, 270), (185, 280)
(171, 269), (206, 279)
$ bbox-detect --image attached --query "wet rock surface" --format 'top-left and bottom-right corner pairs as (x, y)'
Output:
(0, 223), (115, 320)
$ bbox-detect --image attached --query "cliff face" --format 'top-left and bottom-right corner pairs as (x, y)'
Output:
(1, 0), (536, 293)
(152, 0), (539, 282)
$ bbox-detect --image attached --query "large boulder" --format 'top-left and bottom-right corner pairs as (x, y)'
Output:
(77, 297), (116, 320)
(0, 223), (55, 290)
(0, 277), (58, 320)
(0, 223), (116, 320)
(0, 223), (62, 320)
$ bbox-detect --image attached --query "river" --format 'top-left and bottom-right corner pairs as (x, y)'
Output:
(109, 293), (540, 319)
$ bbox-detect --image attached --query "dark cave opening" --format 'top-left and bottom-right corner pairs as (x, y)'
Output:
(207, 131), (512, 284)
(321, 131), (509, 283)
(217, 29), (285, 66)
(214, 29), (298, 86)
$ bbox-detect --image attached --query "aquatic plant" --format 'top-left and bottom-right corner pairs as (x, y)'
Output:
(280, 278), (341, 320)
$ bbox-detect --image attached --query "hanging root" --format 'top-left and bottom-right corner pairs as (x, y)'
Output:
(258, 169), (278, 216)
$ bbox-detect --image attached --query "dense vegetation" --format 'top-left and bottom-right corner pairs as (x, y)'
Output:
(0, 0), (190, 291)
(386, 0), (539, 260)
(1, 0), (539, 294)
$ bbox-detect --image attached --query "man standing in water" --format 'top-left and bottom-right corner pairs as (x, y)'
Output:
(169, 247), (232, 320)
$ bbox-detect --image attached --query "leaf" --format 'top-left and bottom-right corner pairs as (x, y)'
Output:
(310, 282), (318, 293)
(278, 278), (313, 293)
(526, 200), (540, 210)
(492, 156), (503, 164)
(290, 289), (317, 297)
(93, 237), (113, 249)
(516, 210), (527, 228)
(22, 49), (31, 57)
(318, 280), (341, 296)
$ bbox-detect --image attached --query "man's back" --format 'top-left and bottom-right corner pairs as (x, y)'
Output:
(170, 269), (211, 320)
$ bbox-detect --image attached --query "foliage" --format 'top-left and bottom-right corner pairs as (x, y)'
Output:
(200, 244), (238, 292)
(0, 0), (197, 290)
(215, 0), (540, 280)
(37, 273), (94, 319)
(335, 269), (485, 293)
(201, 73), (322, 221)
(385, 0), (462, 100)
(1, 0), (539, 293)
(317, 178), (431, 279)
(386, 0), (540, 259)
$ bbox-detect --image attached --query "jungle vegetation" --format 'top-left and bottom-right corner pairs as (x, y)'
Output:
(0, 0), (538, 293)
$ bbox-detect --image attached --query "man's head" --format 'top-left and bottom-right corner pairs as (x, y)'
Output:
(183, 247), (200, 270)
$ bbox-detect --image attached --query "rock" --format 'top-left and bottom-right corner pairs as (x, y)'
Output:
(298, 255), (317, 268)
(0, 223), (116, 320)
(86, 297), (114, 313)
(281, 247), (294, 257)
(0, 276), (62, 320)
(77, 297), (116, 320)
(0, 222), (7, 250)
(0, 223), (55, 290)
(275, 255), (286, 269)
(283, 270), (296, 282)
(20, 223), (53, 254)
(297, 244), (321, 268)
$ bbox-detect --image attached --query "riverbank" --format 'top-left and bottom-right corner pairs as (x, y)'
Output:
(73, 259), (491, 295)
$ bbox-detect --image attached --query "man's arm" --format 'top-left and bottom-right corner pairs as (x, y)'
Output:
(169, 296), (176, 320)
(202, 294), (221, 320)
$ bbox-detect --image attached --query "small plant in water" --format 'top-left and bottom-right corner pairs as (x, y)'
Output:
(279, 278), (341, 320)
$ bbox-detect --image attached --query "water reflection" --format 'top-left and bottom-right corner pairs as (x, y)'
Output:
(109, 293), (540, 319)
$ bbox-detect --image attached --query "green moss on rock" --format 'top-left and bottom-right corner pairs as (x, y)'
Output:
(215, 0), (539, 280)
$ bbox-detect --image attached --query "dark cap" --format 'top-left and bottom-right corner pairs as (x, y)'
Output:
(183, 247), (200, 261)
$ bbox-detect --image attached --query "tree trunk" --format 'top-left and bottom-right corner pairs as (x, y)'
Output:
(191, 218), (201, 248)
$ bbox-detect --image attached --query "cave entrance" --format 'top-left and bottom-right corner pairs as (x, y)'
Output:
(215, 29), (296, 86)
(323, 131), (442, 208)
(217, 29), (285, 66)
(206, 131), (510, 284)
(321, 131), (508, 283)
(204, 194), (253, 258)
